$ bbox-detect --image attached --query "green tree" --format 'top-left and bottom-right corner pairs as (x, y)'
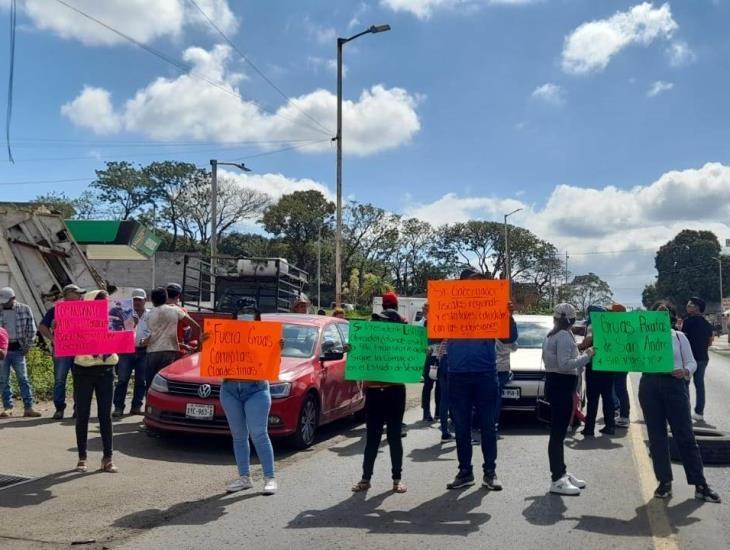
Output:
(219, 232), (287, 258)
(641, 283), (659, 309)
(31, 192), (78, 219)
(567, 273), (614, 313)
(92, 161), (152, 220)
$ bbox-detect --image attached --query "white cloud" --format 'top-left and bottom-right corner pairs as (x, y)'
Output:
(380, 0), (540, 20)
(666, 40), (696, 66)
(531, 83), (565, 105)
(303, 17), (337, 45)
(223, 170), (334, 202)
(19, 0), (237, 46)
(562, 2), (677, 74)
(647, 80), (673, 97)
(307, 56), (347, 76)
(62, 44), (421, 156)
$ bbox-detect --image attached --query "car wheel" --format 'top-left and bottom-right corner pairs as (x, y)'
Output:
(291, 394), (319, 450)
(669, 428), (730, 465)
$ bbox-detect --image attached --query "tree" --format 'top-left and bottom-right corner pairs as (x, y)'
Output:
(433, 221), (502, 278)
(219, 232), (286, 258)
(567, 273), (613, 313)
(642, 283), (659, 309)
(31, 192), (78, 219)
(92, 161), (152, 220)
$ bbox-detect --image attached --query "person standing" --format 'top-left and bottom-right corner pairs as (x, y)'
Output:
(681, 297), (714, 422)
(0, 287), (41, 418)
(542, 303), (594, 495)
(165, 283), (193, 355)
(352, 292), (409, 494)
(38, 284), (85, 420)
(639, 302), (720, 503)
(436, 340), (453, 441)
(495, 340), (517, 432)
(291, 295), (311, 314)
(113, 289), (149, 417)
(607, 303), (631, 428)
(418, 302), (440, 422)
(580, 305), (616, 437)
(445, 267), (517, 491)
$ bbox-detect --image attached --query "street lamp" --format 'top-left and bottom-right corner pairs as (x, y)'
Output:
(503, 208), (523, 292)
(210, 159), (251, 265)
(714, 256), (724, 312)
(335, 23), (391, 308)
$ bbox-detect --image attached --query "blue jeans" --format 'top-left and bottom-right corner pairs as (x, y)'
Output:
(220, 380), (275, 478)
(448, 371), (498, 476)
(53, 355), (75, 412)
(495, 371), (513, 428)
(688, 360), (708, 415)
(438, 356), (451, 436)
(0, 350), (34, 409)
(113, 350), (146, 411)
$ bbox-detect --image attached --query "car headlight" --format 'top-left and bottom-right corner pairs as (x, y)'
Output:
(150, 374), (169, 393)
(270, 382), (292, 399)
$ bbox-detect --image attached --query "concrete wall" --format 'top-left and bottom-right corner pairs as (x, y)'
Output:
(89, 251), (203, 292)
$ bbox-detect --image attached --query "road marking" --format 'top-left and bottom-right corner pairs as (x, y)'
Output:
(626, 375), (679, 550)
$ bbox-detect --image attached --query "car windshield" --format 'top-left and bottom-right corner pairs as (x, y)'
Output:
(281, 324), (319, 358)
(516, 320), (553, 349)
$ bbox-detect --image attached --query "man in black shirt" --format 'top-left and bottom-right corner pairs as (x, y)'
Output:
(682, 297), (714, 422)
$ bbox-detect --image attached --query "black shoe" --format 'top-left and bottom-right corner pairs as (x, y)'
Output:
(695, 484), (721, 503)
(654, 482), (672, 499)
(483, 474), (503, 491)
(447, 472), (475, 490)
(581, 430), (595, 438)
(422, 413), (434, 422)
(112, 409), (124, 418)
(52, 410), (64, 420)
(599, 426), (615, 435)
(441, 432), (453, 441)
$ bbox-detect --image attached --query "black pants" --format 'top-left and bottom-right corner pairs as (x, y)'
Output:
(546, 372), (578, 482)
(72, 365), (114, 460)
(362, 385), (406, 481)
(584, 367), (615, 433)
(145, 351), (179, 393)
(639, 374), (706, 486)
(421, 361), (440, 417)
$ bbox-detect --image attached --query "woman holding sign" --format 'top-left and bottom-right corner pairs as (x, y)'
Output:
(638, 303), (721, 503)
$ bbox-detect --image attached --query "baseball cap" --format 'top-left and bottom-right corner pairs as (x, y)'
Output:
(62, 284), (86, 295)
(131, 288), (147, 300)
(0, 287), (15, 304)
(382, 291), (399, 309)
(608, 303), (627, 312)
(553, 303), (577, 319)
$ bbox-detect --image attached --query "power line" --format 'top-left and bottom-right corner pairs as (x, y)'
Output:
(52, 0), (331, 139)
(186, 0), (334, 137)
(0, 177), (93, 186)
(240, 138), (332, 160)
(1, 138), (326, 148)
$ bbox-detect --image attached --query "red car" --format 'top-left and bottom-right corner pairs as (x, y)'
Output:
(144, 314), (364, 449)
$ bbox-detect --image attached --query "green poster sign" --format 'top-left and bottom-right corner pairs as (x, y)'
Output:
(592, 311), (674, 373)
(345, 320), (427, 383)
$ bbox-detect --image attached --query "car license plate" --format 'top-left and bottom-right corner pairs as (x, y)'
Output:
(186, 403), (214, 420)
(502, 387), (521, 399)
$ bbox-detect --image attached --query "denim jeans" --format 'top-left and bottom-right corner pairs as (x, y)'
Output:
(495, 371), (513, 427)
(546, 372), (578, 481)
(438, 356), (451, 436)
(220, 380), (275, 478)
(113, 350), (146, 411)
(614, 372), (630, 418)
(688, 360), (708, 416)
(0, 350), (34, 409)
(73, 365), (114, 460)
(448, 371), (498, 476)
(639, 374), (705, 486)
(53, 355), (76, 412)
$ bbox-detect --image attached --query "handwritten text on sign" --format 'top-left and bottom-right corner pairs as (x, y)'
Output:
(54, 300), (135, 356)
(201, 319), (282, 381)
(345, 320), (427, 383)
(592, 311), (673, 373)
(427, 279), (510, 339)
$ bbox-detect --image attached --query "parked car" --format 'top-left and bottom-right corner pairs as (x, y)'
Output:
(144, 314), (364, 449)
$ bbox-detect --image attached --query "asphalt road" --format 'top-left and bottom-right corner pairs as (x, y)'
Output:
(1, 359), (729, 550)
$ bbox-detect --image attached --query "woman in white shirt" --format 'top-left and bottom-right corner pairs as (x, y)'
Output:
(639, 302), (720, 503)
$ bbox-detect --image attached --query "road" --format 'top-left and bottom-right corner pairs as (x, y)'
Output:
(1, 356), (729, 550)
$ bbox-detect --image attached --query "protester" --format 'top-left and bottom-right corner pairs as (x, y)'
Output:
(0, 287), (41, 417)
(580, 305), (615, 437)
(352, 292), (408, 494)
(141, 287), (202, 393)
(220, 309), (277, 495)
(332, 308), (346, 319)
(418, 302), (440, 422)
(73, 290), (118, 474)
(165, 283), (193, 355)
(436, 340), (453, 441)
(445, 267), (517, 491)
(0, 326), (7, 359)
(317, 309), (327, 316)
(608, 303), (631, 428)
(639, 302), (720, 503)
(38, 284), (85, 419)
(542, 303), (594, 495)
(113, 289), (148, 417)
(291, 295), (310, 314)
(681, 297), (714, 422)
(495, 340), (517, 432)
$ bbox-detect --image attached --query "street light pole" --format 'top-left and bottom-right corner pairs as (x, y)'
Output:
(335, 24), (391, 308)
(317, 225), (322, 309)
(715, 256), (724, 311)
(503, 207), (523, 294)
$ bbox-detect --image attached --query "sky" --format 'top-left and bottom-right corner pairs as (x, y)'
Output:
(2, 0), (730, 307)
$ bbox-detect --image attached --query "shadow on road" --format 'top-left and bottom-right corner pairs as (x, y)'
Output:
(288, 488), (490, 536)
(565, 436), (624, 451)
(408, 442), (456, 463)
(0, 470), (88, 508)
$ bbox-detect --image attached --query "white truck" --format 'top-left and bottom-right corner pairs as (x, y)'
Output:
(0, 203), (104, 321)
(372, 295), (427, 324)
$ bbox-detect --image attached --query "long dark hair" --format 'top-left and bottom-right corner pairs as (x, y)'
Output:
(547, 316), (574, 338)
(650, 300), (678, 328)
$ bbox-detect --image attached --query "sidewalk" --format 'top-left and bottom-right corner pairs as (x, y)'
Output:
(709, 338), (730, 353)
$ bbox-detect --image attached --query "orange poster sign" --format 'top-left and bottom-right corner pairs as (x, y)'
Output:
(427, 279), (510, 339)
(201, 319), (282, 381)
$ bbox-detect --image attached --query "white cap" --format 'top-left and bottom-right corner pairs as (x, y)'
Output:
(131, 288), (147, 300)
(0, 287), (15, 305)
(553, 303), (577, 319)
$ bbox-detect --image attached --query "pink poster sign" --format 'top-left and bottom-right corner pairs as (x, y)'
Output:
(54, 300), (135, 357)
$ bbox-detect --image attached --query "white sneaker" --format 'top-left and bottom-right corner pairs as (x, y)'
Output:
(692, 413), (704, 422)
(616, 417), (630, 428)
(263, 477), (278, 495)
(550, 476), (581, 496)
(226, 475), (253, 493)
(566, 473), (587, 489)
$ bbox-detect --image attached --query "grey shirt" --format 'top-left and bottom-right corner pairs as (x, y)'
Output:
(2, 309), (17, 341)
(496, 340), (517, 372)
(542, 330), (590, 376)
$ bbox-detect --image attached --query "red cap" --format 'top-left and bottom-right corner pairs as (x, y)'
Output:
(382, 291), (398, 309)
(608, 303), (627, 312)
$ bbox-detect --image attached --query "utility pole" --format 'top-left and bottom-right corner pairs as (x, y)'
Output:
(503, 208), (523, 296)
(210, 160), (218, 266)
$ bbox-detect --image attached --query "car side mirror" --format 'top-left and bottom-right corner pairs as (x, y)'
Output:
(320, 341), (344, 362)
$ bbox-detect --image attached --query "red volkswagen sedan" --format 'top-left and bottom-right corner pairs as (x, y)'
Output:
(144, 314), (363, 448)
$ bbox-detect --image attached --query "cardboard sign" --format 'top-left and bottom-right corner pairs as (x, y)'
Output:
(592, 311), (674, 373)
(201, 319), (282, 381)
(427, 279), (510, 339)
(108, 298), (135, 332)
(54, 300), (135, 356)
(345, 320), (427, 383)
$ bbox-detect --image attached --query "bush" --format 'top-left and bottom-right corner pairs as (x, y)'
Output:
(8, 347), (70, 402)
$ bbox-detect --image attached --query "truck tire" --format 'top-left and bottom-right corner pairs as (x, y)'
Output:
(669, 428), (730, 465)
(290, 394), (319, 450)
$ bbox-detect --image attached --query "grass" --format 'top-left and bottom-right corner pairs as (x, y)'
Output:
(7, 347), (69, 402)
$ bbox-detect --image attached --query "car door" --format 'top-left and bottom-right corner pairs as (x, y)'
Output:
(318, 322), (348, 422)
(336, 321), (363, 410)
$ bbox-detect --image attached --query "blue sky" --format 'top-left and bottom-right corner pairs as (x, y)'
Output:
(2, 0), (730, 306)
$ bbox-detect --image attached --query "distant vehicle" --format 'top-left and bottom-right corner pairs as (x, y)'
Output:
(144, 314), (364, 449)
